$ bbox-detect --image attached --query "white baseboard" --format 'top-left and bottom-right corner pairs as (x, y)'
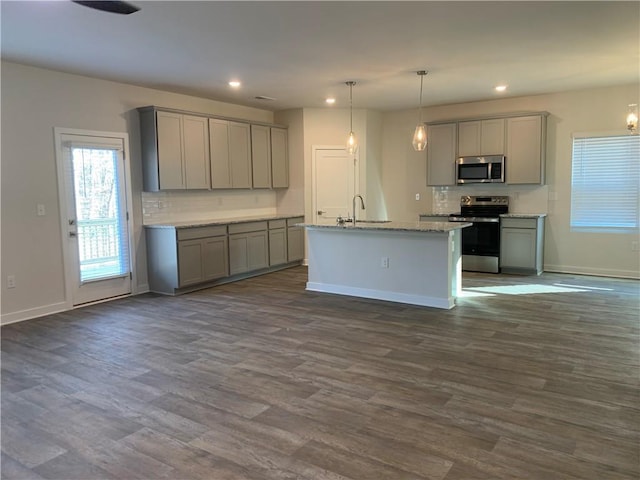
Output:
(544, 264), (640, 280)
(135, 283), (150, 294)
(1, 301), (69, 326)
(306, 281), (454, 309)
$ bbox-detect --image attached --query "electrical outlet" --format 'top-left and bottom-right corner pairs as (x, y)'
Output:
(632, 241), (639, 252)
(380, 257), (389, 269)
(7, 275), (16, 289)
(37, 204), (46, 216)
(415, 193), (420, 201)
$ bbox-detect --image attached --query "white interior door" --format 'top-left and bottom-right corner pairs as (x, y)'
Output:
(313, 147), (357, 225)
(56, 131), (132, 306)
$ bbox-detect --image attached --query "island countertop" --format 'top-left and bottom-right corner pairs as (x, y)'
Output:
(299, 220), (471, 233)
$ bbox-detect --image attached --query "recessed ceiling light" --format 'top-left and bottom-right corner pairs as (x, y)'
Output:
(228, 81), (241, 88)
(325, 97), (336, 105)
(495, 85), (508, 92)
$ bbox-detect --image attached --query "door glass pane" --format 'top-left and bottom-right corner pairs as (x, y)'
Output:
(72, 147), (127, 282)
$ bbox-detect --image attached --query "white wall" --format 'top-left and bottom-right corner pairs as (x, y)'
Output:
(382, 84), (640, 278)
(1, 61), (277, 323)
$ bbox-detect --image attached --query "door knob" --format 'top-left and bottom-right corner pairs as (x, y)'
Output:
(69, 232), (77, 237)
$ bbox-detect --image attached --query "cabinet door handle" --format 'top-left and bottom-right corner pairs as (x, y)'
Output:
(317, 210), (325, 215)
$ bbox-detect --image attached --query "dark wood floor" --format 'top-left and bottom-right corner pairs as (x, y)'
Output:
(2, 266), (639, 479)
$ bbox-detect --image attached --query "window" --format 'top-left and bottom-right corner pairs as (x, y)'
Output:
(571, 134), (640, 232)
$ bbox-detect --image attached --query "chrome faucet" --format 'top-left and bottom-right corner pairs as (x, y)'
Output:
(352, 194), (365, 225)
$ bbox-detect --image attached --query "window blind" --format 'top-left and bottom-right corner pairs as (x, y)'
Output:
(64, 139), (130, 283)
(570, 134), (640, 232)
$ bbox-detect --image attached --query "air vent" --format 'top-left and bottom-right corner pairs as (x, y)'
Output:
(254, 95), (276, 101)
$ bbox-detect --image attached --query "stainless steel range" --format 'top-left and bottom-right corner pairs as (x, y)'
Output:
(449, 195), (509, 273)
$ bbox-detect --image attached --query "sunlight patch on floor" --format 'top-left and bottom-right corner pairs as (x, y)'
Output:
(463, 284), (590, 296)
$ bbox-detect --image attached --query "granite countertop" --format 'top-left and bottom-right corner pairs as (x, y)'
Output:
(300, 220), (471, 233)
(500, 213), (547, 218)
(419, 212), (456, 217)
(145, 213), (304, 229)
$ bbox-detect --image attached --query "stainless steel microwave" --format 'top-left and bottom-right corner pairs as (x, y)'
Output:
(456, 155), (505, 184)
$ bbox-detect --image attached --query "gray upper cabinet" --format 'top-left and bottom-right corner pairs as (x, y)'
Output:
(270, 127), (289, 188)
(251, 124), (272, 188)
(427, 123), (457, 186)
(458, 118), (505, 156)
(506, 115), (546, 185)
(140, 106), (287, 192)
(182, 115), (211, 189)
(140, 108), (210, 191)
(209, 118), (232, 189)
(229, 122), (252, 188)
(209, 119), (252, 189)
(427, 112), (547, 186)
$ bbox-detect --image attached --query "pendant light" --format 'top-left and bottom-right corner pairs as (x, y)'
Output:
(627, 103), (638, 133)
(345, 81), (358, 155)
(412, 70), (428, 151)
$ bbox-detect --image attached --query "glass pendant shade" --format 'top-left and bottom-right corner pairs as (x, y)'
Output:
(346, 131), (358, 155)
(412, 124), (427, 151)
(627, 103), (638, 133)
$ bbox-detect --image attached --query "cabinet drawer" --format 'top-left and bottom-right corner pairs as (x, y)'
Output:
(177, 225), (227, 240)
(501, 218), (537, 229)
(287, 216), (304, 227)
(228, 221), (268, 234)
(268, 219), (286, 229)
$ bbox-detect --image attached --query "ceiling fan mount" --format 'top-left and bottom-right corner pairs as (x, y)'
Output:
(72, 1), (140, 15)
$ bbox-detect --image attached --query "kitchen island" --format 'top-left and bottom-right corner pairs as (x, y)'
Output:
(301, 221), (471, 309)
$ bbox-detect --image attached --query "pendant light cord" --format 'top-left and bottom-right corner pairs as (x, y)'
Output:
(417, 70), (427, 124)
(349, 81), (354, 132)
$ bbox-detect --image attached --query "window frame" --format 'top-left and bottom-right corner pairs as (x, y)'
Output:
(570, 132), (640, 234)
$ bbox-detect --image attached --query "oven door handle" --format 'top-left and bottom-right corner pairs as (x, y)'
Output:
(449, 216), (500, 223)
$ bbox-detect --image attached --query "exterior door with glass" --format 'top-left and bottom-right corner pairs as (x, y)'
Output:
(56, 131), (132, 306)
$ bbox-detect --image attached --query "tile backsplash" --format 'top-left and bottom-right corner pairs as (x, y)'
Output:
(432, 185), (549, 214)
(142, 190), (278, 224)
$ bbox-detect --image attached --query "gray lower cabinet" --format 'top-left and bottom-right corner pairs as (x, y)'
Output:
(268, 220), (287, 266)
(286, 216), (305, 262)
(229, 221), (269, 275)
(500, 217), (544, 275)
(146, 216), (303, 295)
(146, 225), (228, 294)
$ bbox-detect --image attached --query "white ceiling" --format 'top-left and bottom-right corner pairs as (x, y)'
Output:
(2, 1), (638, 112)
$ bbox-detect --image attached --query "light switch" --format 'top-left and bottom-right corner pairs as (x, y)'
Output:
(37, 204), (46, 216)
